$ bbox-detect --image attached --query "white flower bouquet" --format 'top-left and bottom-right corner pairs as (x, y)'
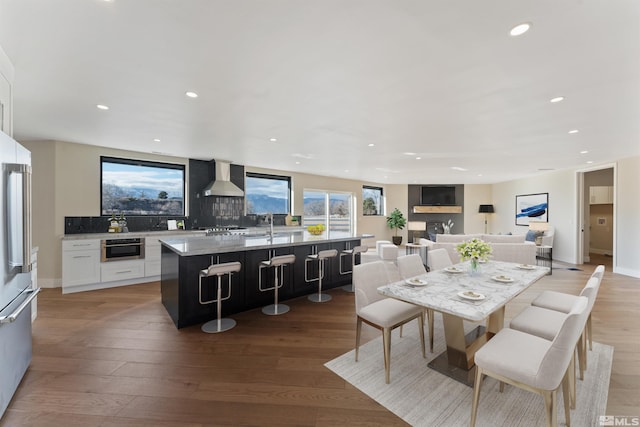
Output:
(455, 238), (492, 263)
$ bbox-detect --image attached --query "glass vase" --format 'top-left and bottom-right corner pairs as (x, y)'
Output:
(469, 258), (480, 276)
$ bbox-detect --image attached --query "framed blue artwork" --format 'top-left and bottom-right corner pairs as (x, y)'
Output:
(515, 193), (549, 226)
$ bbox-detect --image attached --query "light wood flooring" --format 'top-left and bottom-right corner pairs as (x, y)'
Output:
(2, 262), (638, 426)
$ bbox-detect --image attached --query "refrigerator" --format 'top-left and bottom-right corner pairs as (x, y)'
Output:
(0, 130), (38, 418)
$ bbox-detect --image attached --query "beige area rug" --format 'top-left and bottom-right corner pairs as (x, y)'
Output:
(325, 317), (613, 427)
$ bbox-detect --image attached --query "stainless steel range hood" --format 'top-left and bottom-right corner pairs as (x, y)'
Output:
(202, 160), (244, 197)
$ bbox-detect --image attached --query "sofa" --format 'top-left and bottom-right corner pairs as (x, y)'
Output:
(419, 233), (537, 265)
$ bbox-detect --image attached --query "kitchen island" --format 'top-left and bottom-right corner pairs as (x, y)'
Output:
(160, 231), (372, 328)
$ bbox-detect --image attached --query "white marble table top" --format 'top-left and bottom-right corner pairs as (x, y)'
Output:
(378, 260), (549, 322)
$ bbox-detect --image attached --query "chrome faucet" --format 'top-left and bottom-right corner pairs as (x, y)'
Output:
(266, 213), (274, 238)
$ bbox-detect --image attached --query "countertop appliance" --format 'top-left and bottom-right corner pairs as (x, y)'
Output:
(0, 131), (39, 418)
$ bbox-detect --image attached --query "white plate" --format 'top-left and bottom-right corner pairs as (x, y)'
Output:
(405, 278), (428, 287)
(457, 291), (485, 301)
(492, 275), (514, 283)
(444, 267), (464, 274)
(517, 264), (536, 270)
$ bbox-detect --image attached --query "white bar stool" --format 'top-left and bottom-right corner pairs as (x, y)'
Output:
(259, 254), (296, 315)
(339, 245), (368, 292)
(305, 249), (338, 303)
(199, 261), (242, 333)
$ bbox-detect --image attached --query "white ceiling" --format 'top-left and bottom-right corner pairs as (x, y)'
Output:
(1, 0), (639, 184)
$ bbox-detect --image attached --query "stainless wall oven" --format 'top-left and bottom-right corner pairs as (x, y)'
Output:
(101, 238), (145, 262)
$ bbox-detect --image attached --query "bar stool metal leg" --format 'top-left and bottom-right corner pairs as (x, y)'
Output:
(199, 261), (241, 333)
(260, 254), (295, 315)
(340, 245), (367, 292)
(307, 249), (337, 303)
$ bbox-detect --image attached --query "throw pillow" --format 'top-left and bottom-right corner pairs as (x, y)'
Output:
(525, 230), (543, 242)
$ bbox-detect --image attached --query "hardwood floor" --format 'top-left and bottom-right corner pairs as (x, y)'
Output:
(2, 263), (639, 426)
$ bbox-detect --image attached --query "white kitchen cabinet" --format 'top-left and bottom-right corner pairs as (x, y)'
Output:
(589, 186), (613, 204)
(144, 236), (162, 277)
(101, 259), (145, 283)
(62, 240), (101, 291)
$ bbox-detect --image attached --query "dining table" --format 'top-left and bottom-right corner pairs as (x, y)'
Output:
(377, 259), (549, 385)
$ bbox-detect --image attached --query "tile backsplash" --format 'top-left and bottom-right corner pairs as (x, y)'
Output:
(65, 216), (189, 234)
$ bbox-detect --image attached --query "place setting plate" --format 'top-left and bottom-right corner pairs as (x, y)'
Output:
(405, 278), (429, 287)
(444, 266), (464, 274)
(491, 275), (514, 283)
(516, 264), (536, 270)
(457, 290), (485, 301)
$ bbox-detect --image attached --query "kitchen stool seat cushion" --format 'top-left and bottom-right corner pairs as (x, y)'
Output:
(509, 306), (567, 341)
(358, 298), (423, 328)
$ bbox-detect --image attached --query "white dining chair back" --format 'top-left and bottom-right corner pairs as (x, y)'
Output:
(397, 254), (427, 279)
(353, 261), (388, 313)
(427, 248), (453, 271)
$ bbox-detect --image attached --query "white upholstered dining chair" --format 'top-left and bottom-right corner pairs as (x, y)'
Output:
(353, 261), (426, 384)
(471, 296), (590, 427)
(396, 254), (434, 352)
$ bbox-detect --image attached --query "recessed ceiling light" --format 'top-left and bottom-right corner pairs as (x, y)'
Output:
(295, 161), (300, 165)
(153, 138), (161, 142)
(477, 174), (483, 177)
(185, 91), (198, 98)
(403, 152), (416, 156)
(269, 138), (277, 142)
(96, 104), (109, 110)
(586, 161), (594, 164)
(568, 129), (579, 134)
(368, 143), (375, 147)
(550, 96), (564, 103)
(580, 150), (589, 154)
(415, 157), (421, 160)
(510, 22), (531, 37)
(451, 166), (467, 171)
(344, 169), (349, 173)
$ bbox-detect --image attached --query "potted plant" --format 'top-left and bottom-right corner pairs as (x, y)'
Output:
(386, 208), (407, 245)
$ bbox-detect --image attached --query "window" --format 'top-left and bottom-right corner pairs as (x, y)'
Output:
(245, 172), (291, 214)
(303, 190), (353, 235)
(363, 186), (384, 216)
(101, 156), (185, 216)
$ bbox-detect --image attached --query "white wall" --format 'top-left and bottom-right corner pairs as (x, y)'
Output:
(492, 157), (640, 277)
(615, 156), (640, 277)
(492, 169), (577, 264)
(463, 184), (492, 234)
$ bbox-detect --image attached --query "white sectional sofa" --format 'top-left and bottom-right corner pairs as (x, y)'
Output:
(419, 233), (537, 265)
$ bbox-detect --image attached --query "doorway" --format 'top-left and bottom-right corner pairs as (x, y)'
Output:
(580, 167), (615, 270)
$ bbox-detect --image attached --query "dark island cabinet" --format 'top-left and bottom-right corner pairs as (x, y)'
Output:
(244, 247), (293, 311)
(162, 247), (246, 328)
(161, 237), (361, 328)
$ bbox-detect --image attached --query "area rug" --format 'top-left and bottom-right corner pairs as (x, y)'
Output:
(325, 318), (612, 427)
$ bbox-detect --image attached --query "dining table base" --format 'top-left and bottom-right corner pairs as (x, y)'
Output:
(427, 307), (506, 386)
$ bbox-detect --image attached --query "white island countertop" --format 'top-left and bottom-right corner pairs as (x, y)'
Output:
(160, 231), (374, 256)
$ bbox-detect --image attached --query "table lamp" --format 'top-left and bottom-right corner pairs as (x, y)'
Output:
(407, 221), (426, 243)
(478, 204), (495, 234)
(529, 221), (549, 245)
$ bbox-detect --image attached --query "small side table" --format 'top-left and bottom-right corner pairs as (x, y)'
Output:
(405, 243), (428, 269)
(536, 245), (553, 275)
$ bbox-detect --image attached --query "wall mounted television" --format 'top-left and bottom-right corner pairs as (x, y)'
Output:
(420, 186), (456, 206)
